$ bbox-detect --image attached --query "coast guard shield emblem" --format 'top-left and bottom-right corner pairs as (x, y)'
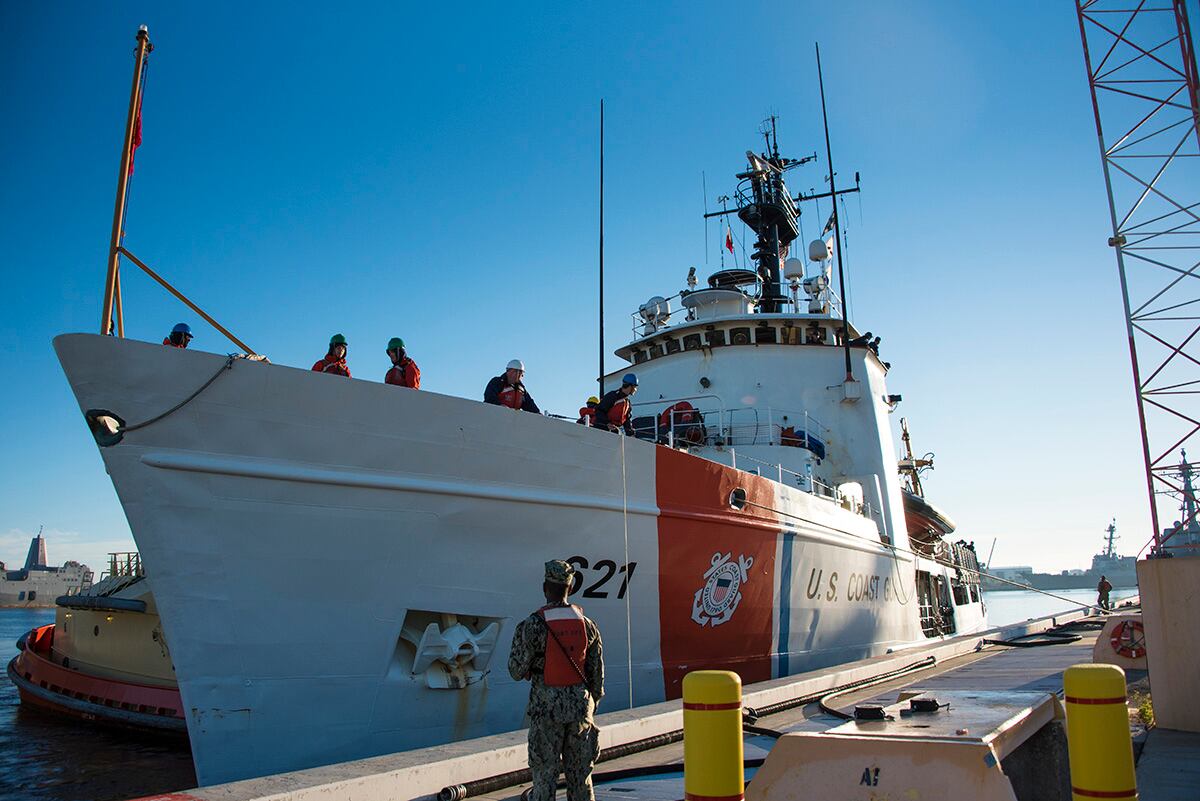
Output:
(692, 551), (754, 627)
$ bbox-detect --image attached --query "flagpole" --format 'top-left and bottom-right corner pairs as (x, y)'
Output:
(101, 25), (152, 337)
(598, 98), (605, 397)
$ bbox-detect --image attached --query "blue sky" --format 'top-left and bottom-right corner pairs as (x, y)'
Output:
(0, 2), (1178, 574)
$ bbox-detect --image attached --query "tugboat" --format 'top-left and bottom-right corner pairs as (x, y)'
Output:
(54, 112), (987, 783)
(8, 552), (184, 732)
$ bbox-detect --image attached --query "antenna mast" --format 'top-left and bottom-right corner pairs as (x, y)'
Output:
(598, 99), (605, 397)
(100, 26), (152, 337)
(816, 43), (853, 383)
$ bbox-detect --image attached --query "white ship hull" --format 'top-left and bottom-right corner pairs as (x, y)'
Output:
(55, 334), (985, 785)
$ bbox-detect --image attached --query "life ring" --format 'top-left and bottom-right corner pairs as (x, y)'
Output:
(1110, 620), (1146, 659)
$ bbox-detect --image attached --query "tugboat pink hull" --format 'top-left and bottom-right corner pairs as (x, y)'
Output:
(54, 334), (984, 785)
(9, 624), (185, 732)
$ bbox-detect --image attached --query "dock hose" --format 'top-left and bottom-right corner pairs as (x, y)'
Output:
(437, 656), (939, 801)
(981, 623), (1083, 649)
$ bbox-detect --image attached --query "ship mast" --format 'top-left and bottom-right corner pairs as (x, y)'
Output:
(898, 417), (934, 497)
(1102, 519), (1119, 560)
(100, 25), (152, 337)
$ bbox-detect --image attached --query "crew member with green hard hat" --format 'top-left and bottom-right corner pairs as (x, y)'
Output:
(384, 337), (420, 389)
(312, 333), (351, 377)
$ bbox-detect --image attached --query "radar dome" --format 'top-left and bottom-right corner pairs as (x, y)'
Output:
(808, 238), (830, 262)
(783, 257), (805, 280)
(640, 296), (671, 324)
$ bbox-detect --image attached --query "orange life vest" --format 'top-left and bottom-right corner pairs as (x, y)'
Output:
(385, 358), (421, 389)
(499, 384), (525, 410)
(538, 604), (587, 687)
(312, 355), (351, 377)
(608, 397), (631, 427)
(162, 337), (186, 348)
(578, 407), (596, 425)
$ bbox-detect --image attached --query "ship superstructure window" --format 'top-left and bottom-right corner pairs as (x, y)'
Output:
(730, 327), (751, 345)
(683, 334), (702, 351)
(18, 591), (25, 600)
(755, 326), (777, 344)
(705, 330), (726, 347)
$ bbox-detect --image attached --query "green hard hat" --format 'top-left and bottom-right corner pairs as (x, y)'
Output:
(329, 333), (348, 346)
(387, 337), (405, 352)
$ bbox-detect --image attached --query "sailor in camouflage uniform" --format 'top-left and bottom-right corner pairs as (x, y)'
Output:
(509, 560), (605, 801)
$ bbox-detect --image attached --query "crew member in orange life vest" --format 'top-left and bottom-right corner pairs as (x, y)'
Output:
(312, 333), (351, 377)
(577, 396), (599, 426)
(594, 374), (638, 434)
(484, 359), (540, 413)
(508, 560), (604, 801)
(383, 337), (420, 389)
(163, 322), (193, 348)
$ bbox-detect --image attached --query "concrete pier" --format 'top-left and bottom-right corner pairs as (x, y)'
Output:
(131, 606), (1139, 801)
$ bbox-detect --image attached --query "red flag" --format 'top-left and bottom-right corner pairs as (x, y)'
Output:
(128, 94), (143, 176)
(724, 225), (734, 254)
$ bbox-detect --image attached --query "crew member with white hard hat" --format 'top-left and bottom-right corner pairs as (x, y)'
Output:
(484, 359), (540, 413)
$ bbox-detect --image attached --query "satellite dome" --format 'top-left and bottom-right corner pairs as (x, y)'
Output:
(808, 239), (830, 262)
(783, 257), (805, 280)
(639, 296), (671, 325)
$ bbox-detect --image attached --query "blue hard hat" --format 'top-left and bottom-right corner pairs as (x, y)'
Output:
(171, 323), (193, 337)
(622, 373), (638, 386)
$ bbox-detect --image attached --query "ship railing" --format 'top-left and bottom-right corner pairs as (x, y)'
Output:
(102, 551), (144, 582)
(629, 397), (830, 455)
(727, 449), (882, 524)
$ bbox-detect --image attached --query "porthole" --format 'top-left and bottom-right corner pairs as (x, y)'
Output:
(93, 625), (100, 637)
(729, 487), (748, 510)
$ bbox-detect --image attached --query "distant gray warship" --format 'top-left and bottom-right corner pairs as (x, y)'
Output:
(0, 530), (93, 607)
(986, 520), (1137, 592)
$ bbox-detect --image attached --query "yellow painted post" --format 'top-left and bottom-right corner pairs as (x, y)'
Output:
(683, 670), (743, 801)
(1064, 664), (1137, 801)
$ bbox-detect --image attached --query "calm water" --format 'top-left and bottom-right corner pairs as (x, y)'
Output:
(982, 585), (1139, 628)
(0, 587), (1137, 800)
(0, 608), (195, 801)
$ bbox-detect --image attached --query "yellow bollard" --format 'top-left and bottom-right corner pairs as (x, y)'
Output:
(683, 670), (744, 801)
(1064, 664), (1137, 801)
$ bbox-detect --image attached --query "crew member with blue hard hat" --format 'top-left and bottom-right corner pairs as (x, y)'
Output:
(594, 374), (638, 435)
(163, 323), (193, 349)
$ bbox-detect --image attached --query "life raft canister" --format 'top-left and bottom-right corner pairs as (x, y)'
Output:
(539, 604), (587, 687)
(1110, 620), (1146, 659)
(499, 384), (525, 410)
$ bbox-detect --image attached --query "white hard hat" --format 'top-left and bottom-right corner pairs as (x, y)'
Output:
(507, 359), (525, 371)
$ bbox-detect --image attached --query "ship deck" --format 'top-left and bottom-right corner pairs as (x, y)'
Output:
(129, 600), (1199, 801)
